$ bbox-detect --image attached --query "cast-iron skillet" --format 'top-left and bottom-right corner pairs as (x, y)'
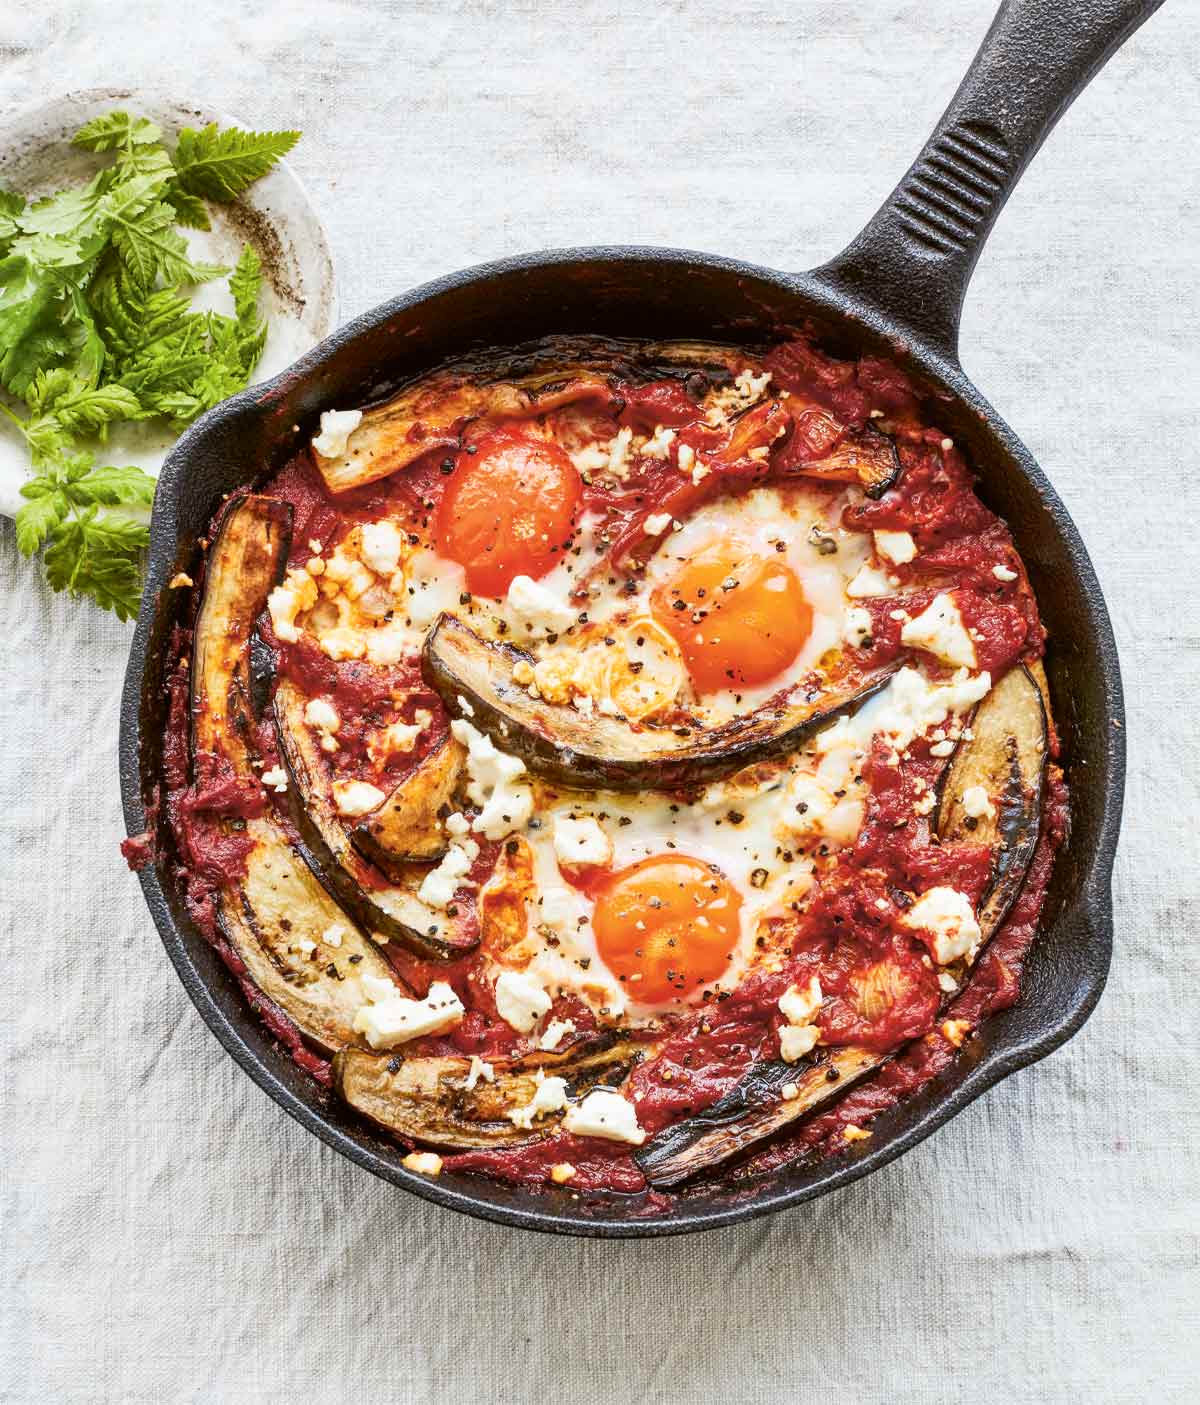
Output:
(120, 0), (1159, 1237)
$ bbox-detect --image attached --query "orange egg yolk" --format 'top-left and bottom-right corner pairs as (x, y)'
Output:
(592, 855), (742, 1005)
(651, 545), (813, 693)
(434, 428), (582, 597)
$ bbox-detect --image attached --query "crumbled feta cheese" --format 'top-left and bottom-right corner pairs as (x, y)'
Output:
(641, 425), (676, 459)
(901, 886), (982, 965)
(552, 815), (613, 869)
(938, 971), (958, 993)
(312, 408), (363, 458)
(778, 976), (823, 1063)
(846, 563), (895, 598)
(322, 924), (345, 949)
(781, 1082), (799, 1100)
(451, 718), (534, 839)
(961, 784), (995, 819)
(677, 443), (695, 474)
(352, 977), (465, 1050)
(507, 1071), (569, 1130)
(562, 1087), (646, 1145)
(929, 739), (956, 757)
(606, 426), (634, 478)
(779, 977), (823, 1026)
(644, 512), (673, 536)
(360, 520), (404, 576)
(992, 563), (1018, 582)
(368, 711), (431, 763)
(294, 937), (316, 956)
(463, 1055), (495, 1091)
(401, 1151), (444, 1176)
(304, 698), (340, 733)
(780, 1024), (820, 1062)
(843, 606), (874, 647)
(506, 574), (577, 636)
(550, 1162), (576, 1184)
(538, 1018), (577, 1052)
(494, 969), (552, 1034)
(417, 838), (478, 909)
(267, 569), (318, 643)
(843, 1124), (872, 1142)
(318, 626), (367, 661)
(901, 592), (977, 668)
(260, 765), (288, 793)
(941, 1018), (971, 1048)
(331, 779), (386, 817)
(873, 529), (917, 565)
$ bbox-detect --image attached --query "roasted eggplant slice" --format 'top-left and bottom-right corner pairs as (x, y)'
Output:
(635, 663), (1049, 1186)
(350, 735), (466, 875)
(269, 669), (478, 961)
(334, 1034), (643, 1149)
(635, 1047), (882, 1187)
(784, 423), (901, 499)
(423, 614), (901, 792)
(191, 496), (397, 1053)
(935, 663), (1047, 932)
(313, 374), (612, 494)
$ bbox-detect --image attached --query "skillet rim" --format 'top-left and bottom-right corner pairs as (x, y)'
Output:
(119, 243), (1125, 1238)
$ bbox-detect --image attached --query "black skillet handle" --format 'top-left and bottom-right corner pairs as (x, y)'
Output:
(811, 0), (1164, 362)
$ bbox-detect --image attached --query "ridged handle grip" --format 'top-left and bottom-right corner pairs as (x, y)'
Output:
(813, 0), (1165, 360)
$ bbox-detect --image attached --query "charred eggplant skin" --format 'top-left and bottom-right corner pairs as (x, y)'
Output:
(190, 496), (397, 1054)
(635, 663), (1050, 1186)
(634, 1047), (882, 1187)
(334, 1033), (643, 1150)
(423, 614), (900, 793)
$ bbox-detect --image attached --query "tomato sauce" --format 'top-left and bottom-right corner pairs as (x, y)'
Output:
(143, 330), (1068, 1202)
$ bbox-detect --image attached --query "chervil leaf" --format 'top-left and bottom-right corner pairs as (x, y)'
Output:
(72, 111), (163, 152)
(4, 109), (301, 620)
(114, 144), (175, 186)
(163, 183), (211, 230)
(42, 507), (150, 620)
(0, 187), (24, 251)
(174, 124), (298, 201)
(49, 382), (143, 436)
(14, 483), (68, 554)
(110, 199), (225, 290)
(0, 253), (64, 395)
(69, 462), (156, 507)
(229, 244), (262, 326)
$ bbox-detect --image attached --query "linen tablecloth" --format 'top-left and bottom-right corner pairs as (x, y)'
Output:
(1, 2), (1196, 1400)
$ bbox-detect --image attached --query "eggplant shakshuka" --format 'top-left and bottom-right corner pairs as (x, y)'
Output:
(156, 334), (1066, 1196)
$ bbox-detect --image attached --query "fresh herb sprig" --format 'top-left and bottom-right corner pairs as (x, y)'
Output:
(0, 112), (299, 620)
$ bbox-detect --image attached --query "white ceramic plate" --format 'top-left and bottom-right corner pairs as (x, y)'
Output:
(0, 87), (337, 516)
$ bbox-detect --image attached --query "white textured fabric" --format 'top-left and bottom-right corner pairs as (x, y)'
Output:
(1, 2), (1197, 1401)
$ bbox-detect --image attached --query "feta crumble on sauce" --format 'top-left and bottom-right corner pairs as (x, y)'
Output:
(159, 333), (1065, 1197)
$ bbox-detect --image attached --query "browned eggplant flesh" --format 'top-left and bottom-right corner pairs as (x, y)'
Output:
(189, 497), (399, 1054)
(423, 614), (901, 792)
(334, 1034), (644, 1149)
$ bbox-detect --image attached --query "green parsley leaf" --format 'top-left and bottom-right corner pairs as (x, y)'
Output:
(174, 124), (299, 202)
